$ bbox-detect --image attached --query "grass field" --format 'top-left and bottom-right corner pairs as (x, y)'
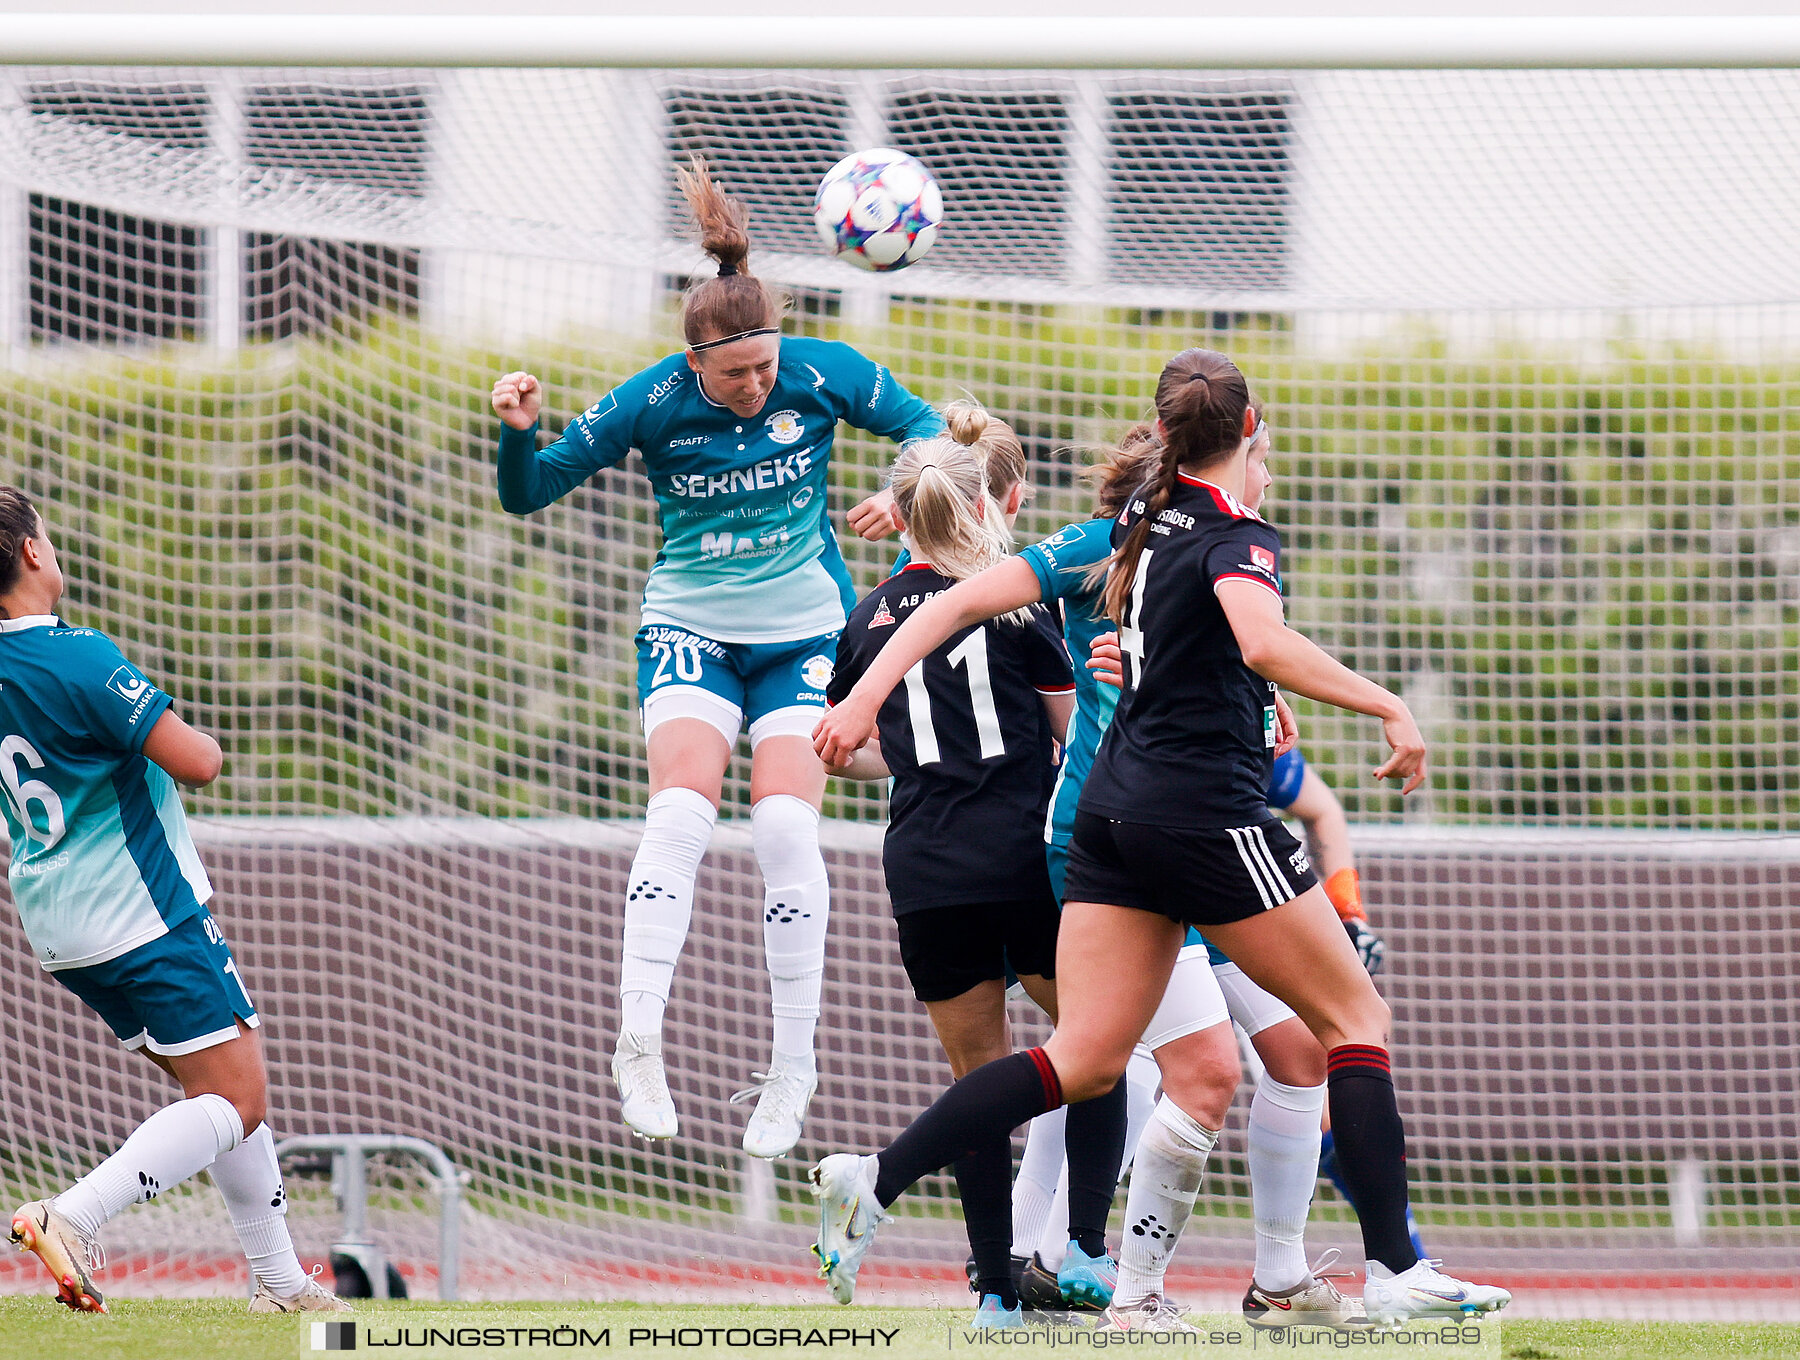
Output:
(0, 1299), (1795, 1360)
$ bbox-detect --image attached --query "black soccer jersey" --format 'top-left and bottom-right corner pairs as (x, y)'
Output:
(829, 563), (1075, 915)
(1079, 473), (1286, 829)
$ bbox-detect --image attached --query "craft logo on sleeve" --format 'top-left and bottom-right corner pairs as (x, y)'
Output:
(106, 666), (150, 705)
(310, 1319), (356, 1350)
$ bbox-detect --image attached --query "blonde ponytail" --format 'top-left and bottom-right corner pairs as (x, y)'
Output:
(941, 398), (1028, 508)
(887, 437), (1031, 624)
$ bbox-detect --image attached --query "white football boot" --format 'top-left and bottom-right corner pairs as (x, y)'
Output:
(1364, 1259), (1511, 1329)
(10, 1199), (105, 1314)
(1243, 1248), (1370, 1330)
(1100, 1294), (1199, 1333)
(731, 1055), (818, 1159)
(810, 1153), (890, 1304)
(249, 1264), (352, 1313)
(611, 1030), (678, 1140)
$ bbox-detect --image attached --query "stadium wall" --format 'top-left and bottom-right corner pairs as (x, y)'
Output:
(1, 818), (1792, 1302)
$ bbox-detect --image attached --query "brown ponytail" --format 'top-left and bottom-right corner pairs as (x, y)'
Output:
(0, 488), (41, 597)
(1084, 421), (1162, 520)
(1100, 349), (1251, 624)
(675, 154), (788, 345)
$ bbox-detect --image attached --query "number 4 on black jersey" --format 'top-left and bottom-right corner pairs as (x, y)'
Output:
(1081, 473), (1286, 830)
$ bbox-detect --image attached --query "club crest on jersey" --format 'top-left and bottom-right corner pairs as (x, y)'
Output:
(801, 654), (835, 690)
(765, 409), (805, 445)
(1250, 546), (1276, 572)
(867, 598), (896, 629)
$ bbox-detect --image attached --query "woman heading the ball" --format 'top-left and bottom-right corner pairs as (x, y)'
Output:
(807, 348), (1510, 1331)
(491, 157), (943, 1160)
(0, 490), (346, 1316)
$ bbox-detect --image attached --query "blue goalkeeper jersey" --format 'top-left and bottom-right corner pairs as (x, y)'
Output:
(1019, 518), (1117, 847)
(497, 336), (943, 645)
(0, 616), (212, 972)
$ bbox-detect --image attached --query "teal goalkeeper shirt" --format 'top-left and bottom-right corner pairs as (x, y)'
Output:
(0, 616), (212, 971)
(497, 337), (943, 645)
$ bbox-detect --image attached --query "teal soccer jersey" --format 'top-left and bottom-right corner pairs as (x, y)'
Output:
(497, 336), (943, 644)
(1020, 518), (1117, 848)
(0, 616), (211, 971)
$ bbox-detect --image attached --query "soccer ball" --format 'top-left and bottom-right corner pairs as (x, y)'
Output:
(812, 148), (943, 273)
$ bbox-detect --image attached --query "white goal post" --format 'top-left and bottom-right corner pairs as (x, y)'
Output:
(0, 19), (1798, 1319)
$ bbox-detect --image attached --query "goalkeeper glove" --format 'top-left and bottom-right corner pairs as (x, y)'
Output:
(1324, 867), (1384, 975)
(1344, 916), (1385, 975)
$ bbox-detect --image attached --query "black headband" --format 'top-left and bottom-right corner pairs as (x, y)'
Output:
(717, 260), (739, 277)
(689, 327), (780, 353)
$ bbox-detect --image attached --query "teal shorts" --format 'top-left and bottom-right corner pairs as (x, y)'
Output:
(56, 910), (258, 1057)
(635, 624), (839, 745)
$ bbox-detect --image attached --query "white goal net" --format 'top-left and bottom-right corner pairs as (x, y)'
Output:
(0, 60), (1797, 1316)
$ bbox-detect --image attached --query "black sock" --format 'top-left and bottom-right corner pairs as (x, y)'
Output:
(875, 1049), (1063, 1208)
(1064, 1075), (1126, 1260)
(1326, 1045), (1419, 1274)
(954, 1137), (1019, 1310)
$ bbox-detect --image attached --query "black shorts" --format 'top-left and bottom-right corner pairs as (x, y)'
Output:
(893, 898), (1060, 1004)
(1062, 810), (1320, 928)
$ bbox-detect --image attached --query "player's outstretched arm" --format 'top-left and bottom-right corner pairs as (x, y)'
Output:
(812, 556), (1044, 768)
(1215, 580), (1427, 794)
(141, 710), (223, 789)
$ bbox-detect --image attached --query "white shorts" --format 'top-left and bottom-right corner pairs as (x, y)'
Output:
(1212, 960), (1299, 1039)
(640, 687), (822, 750)
(1140, 943), (1232, 1052)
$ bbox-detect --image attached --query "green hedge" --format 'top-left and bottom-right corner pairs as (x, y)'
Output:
(2, 307), (1794, 827)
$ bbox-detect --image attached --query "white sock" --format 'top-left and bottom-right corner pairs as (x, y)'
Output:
(56, 1093), (244, 1239)
(1012, 1107), (1066, 1257)
(1037, 1165), (1071, 1270)
(1115, 1096), (1218, 1306)
(1249, 1076), (1328, 1293)
(1038, 1044), (1159, 1266)
(208, 1124), (308, 1296)
(618, 787), (716, 1038)
(751, 795), (830, 1061)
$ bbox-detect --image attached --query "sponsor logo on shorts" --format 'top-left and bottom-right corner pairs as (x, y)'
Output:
(1289, 846), (1311, 874)
(801, 655), (835, 691)
(765, 409), (805, 445)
